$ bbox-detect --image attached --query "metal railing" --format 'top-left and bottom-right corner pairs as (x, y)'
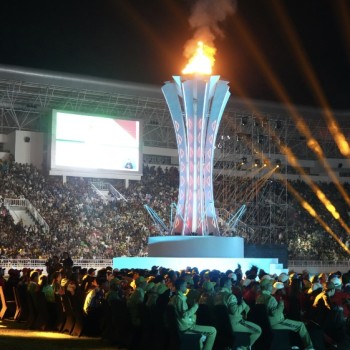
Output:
(0, 258), (113, 272)
(1, 258), (350, 274)
(90, 182), (128, 202)
(4, 197), (50, 232)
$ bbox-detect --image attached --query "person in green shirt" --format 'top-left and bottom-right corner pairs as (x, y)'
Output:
(257, 278), (315, 350)
(170, 278), (217, 350)
(127, 276), (147, 327)
(214, 276), (261, 349)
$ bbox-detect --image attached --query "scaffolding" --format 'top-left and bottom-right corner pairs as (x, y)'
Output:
(1, 65), (350, 243)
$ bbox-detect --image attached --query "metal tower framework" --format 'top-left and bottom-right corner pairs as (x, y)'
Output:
(1, 65), (350, 243)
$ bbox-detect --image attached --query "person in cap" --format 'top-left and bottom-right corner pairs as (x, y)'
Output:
(127, 276), (147, 327)
(214, 276), (261, 348)
(183, 273), (200, 308)
(278, 273), (289, 284)
(199, 280), (216, 307)
(278, 272), (290, 294)
(169, 278), (217, 350)
(311, 281), (348, 345)
(146, 281), (168, 307)
(144, 279), (155, 305)
(27, 270), (40, 310)
(156, 278), (172, 315)
(242, 280), (261, 309)
(257, 278), (315, 350)
(330, 276), (350, 319)
(272, 282), (285, 300)
(83, 275), (107, 336)
(88, 268), (96, 277)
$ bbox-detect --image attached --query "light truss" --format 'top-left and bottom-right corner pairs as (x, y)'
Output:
(1, 65), (350, 242)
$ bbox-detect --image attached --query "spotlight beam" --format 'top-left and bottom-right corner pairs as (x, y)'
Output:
(277, 174), (350, 256)
(271, 0), (350, 158)
(228, 18), (350, 225)
(332, 0), (350, 62)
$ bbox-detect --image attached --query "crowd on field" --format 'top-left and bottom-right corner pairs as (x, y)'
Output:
(0, 262), (350, 349)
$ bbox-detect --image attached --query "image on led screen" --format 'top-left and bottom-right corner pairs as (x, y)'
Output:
(52, 111), (140, 172)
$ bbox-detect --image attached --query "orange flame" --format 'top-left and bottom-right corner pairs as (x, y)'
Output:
(182, 41), (216, 75)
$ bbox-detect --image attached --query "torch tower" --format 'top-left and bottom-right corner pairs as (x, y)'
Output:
(162, 75), (230, 235)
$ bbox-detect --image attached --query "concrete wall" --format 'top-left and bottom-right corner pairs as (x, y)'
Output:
(245, 244), (289, 268)
(11, 130), (44, 169)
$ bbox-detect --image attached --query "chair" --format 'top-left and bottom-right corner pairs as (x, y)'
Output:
(12, 287), (22, 321)
(165, 304), (202, 350)
(196, 304), (215, 327)
(54, 294), (66, 332)
(247, 303), (291, 350)
(213, 304), (250, 350)
(0, 286), (8, 319)
(100, 299), (131, 346)
(61, 294), (75, 334)
(33, 292), (49, 330)
(67, 292), (84, 337)
(305, 322), (326, 350)
(247, 303), (273, 350)
(26, 291), (38, 329)
(0, 285), (16, 319)
(16, 285), (29, 322)
(150, 303), (168, 350)
(138, 304), (155, 350)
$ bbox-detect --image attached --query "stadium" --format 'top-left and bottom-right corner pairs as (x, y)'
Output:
(0, 64), (350, 274)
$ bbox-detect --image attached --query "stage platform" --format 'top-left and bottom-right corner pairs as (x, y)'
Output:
(113, 236), (287, 275)
(148, 236), (244, 258)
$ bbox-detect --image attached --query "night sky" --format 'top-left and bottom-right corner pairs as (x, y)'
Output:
(0, 0), (349, 110)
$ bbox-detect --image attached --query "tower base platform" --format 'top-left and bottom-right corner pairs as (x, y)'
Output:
(113, 236), (287, 275)
(112, 256), (285, 275)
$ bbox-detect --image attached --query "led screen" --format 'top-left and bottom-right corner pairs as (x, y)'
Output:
(50, 110), (142, 179)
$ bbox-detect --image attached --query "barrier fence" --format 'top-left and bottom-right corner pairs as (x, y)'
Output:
(0, 259), (113, 273)
(1, 259), (350, 275)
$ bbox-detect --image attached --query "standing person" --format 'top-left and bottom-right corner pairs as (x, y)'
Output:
(170, 278), (217, 350)
(257, 278), (315, 350)
(214, 276), (261, 349)
(60, 252), (73, 277)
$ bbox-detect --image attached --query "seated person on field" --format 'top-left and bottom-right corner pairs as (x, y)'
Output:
(127, 276), (148, 327)
(214, 276), (261, 348)
(311, 281), (348, 343)
(256, 278), (314, 350)
(169, 278), (217, 350)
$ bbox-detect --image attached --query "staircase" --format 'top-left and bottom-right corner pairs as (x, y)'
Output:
(9, 207), (35, 227)
(4, 198), (49, 232)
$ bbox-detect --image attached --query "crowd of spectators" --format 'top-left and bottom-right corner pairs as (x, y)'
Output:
(1, 263), (350, 349)
(0, 159), (350, 261)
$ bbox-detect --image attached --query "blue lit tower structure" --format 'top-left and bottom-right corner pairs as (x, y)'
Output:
(162, 75), (230, 236)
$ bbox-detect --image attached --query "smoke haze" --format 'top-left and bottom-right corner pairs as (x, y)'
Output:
(184, 0), (237, 59)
